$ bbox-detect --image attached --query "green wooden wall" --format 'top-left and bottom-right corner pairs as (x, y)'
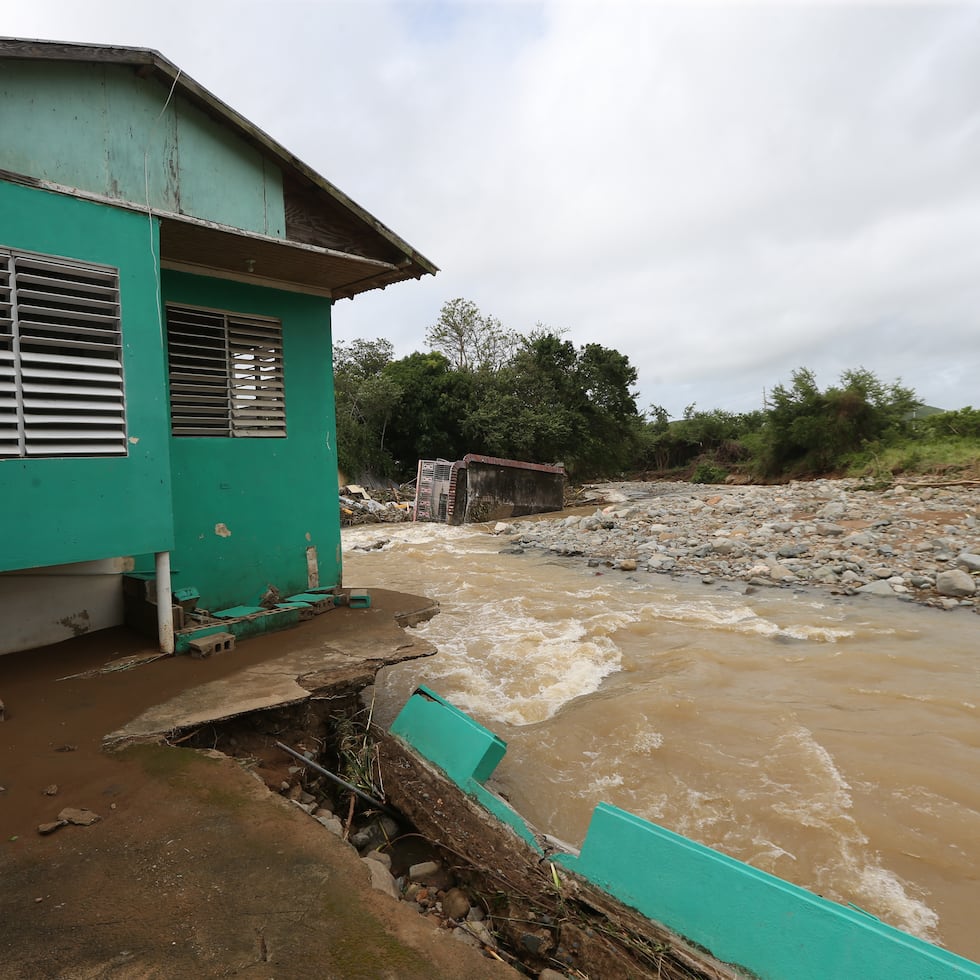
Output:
(0, 179), (174, 571)
(161, 270), (340, 610)
(0, 60), (285, 237)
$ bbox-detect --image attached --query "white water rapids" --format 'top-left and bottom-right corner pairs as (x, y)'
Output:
(343, 521), (979, 962)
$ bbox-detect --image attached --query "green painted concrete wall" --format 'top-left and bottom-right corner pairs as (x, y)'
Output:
(0, 179), (174, 571)
(391, 688), (980, 980)
(0, 61), (285, 236)
(389, 685), (544, 852)
(162, 270), (339, 610)
(557, 803), (980, 980)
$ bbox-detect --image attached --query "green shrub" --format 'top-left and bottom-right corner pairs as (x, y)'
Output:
(691, 461), (727, 484)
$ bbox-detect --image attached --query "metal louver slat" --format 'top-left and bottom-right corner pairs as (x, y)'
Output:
(27, 442), (126, 456)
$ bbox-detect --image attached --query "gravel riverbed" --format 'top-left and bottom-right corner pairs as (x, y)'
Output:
(500, 479), (980, 613)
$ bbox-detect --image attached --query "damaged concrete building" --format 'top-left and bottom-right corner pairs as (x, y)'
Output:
(414, 454), (565, 524)
(0, 39), (436, 655)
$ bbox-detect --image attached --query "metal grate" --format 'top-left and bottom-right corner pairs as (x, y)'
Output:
(0, 247), (126, 459)
(166, 305), (285, 438)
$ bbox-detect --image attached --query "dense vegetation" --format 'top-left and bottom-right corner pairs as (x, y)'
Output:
(335, 299), (980, 484)
(335, 299), (642, 480)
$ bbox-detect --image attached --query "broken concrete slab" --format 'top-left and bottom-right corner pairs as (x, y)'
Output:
(105, 593), (438, 747)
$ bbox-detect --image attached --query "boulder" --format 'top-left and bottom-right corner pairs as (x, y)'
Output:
(956, 552), (980, 573)
(936, 569), (976, 598)
(360, 856), (400, 899)
(442, 887), (471, 920)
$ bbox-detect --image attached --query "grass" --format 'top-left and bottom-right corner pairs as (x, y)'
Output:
(845, 437), (980, 482)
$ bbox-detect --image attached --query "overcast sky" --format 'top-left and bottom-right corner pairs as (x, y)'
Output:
(7, 1), (979, 418)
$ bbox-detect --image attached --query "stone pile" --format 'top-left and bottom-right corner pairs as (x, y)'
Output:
(500, 480), (979, 612)
(283, 778), (519, 965)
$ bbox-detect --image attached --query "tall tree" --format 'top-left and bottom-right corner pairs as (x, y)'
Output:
(333, 339), (400, 478)
(381, 352), (475, 470)
(425, 298), (516, 372)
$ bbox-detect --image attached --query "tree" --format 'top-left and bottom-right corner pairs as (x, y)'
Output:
(758, 367), (920, 475)
(484, 332), (641, 476)
(381, 352), (475, 473)
(425, 298), (516, 372)
(333, 339), (400, 478)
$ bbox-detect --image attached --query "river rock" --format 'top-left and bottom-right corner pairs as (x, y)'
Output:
(936, 569), (977, 598)
(360, 856), (400, 899)
(461, 919), (497, 949)
(58, 807), (100, 826)
(408, 860), (441, 882)
(363, 849), (392, 870)
(315, 814), (344, 836)
(777, 543), (809, 558)
(504, 480), (979, 612)
(957, 552), (980, 572)
(442, 887), (472, 920)
(857, 580), (897, 597)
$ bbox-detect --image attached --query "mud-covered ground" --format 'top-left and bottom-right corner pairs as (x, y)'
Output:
(0, 596), (520, 980)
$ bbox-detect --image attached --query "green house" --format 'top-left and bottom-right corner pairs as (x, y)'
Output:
(0, 39), (436, 655)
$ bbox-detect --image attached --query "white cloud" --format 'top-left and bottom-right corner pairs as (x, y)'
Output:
(6, 0), (979, 416)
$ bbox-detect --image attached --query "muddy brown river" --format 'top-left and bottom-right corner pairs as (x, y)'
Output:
(343, 520), (979, 963)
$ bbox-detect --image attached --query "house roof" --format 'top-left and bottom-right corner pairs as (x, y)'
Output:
(0, 37), (438, 300)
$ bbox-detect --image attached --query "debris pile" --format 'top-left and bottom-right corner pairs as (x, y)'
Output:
(340, 484), (414, 526)
(175, 699), (720, 980)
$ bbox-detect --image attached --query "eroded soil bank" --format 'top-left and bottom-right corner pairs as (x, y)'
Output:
(1, 585), (723, 980)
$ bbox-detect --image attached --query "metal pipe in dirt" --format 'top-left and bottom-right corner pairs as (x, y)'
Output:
(274, 740), (399, 819)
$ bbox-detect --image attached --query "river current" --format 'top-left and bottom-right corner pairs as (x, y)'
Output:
(343, 520), (979, 961)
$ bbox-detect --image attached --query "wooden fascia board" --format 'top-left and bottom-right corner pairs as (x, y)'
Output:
(0, 168), (399, 272)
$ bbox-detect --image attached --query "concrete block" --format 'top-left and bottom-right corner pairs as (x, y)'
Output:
(189, 631), (236, 659)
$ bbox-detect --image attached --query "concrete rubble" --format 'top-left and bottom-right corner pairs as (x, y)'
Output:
(340, 483), (414, 525)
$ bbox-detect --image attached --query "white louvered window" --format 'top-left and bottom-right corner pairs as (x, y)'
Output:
(0, 247), (126, 459)
(166, 305), (285, 438)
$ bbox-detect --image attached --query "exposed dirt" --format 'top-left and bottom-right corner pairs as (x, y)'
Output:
(377, 735), (736, 980)
(0, 594), (519, 980)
